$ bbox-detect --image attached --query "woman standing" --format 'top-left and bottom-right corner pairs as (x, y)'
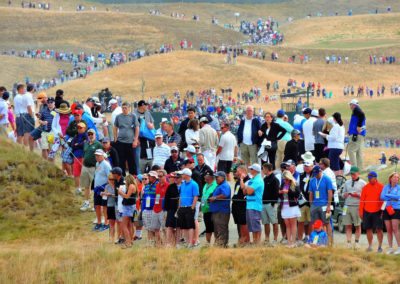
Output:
(258, 112), (286, 169)
(185, 119), (200, 146)
(324, 112), (345, 175)
(118, 175), (137, 249)
(279, 170), (301, 247)
(101, 174), (117, 243)
(380, 172), (400, 254)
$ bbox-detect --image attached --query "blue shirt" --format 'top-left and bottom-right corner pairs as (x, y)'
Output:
(308, 230), (328, 246)
(94, 160), (111, 187)
(209, 181), (231, 214)
(246, 174), (264, 211)
(275, 118), (294, 141)
(179, 179), (199, 207)
(309, 175), (333, 207)
(142, 181), (158, 210)
(380, 184), (400, 210)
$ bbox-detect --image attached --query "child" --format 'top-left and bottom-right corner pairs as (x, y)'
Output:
(305, 219), (328, 248)
(101, 174), (117, 243)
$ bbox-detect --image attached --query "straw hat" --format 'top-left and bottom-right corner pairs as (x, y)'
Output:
(57, 103), (71, 114)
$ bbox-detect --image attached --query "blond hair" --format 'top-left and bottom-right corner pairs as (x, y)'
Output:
(282, 170), (297, 191)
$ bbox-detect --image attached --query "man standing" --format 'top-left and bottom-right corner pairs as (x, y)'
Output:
(348, 99), (366, 169)
(80, 128), (103, 211)
(242, 164), (264, 244)
(309, 165), (334, 246)
(142, 171), (159, 243)
(302, 108), (316, 154)
(284, 129), (301, 162)
(163, 121), (181, 147)
(199, 116), (218, 170)
(313, 108), (326, 162)
(342, 166), (366, 249)
(209, 171), (231, 247)
(237, 105), (261, 166)
(261, 163), (280, 244)
(177, 168), (199, 248)
(151, 170), (169, 246)
(164, 146), (184, 174)
(37, 97), (56, 160)
(153, 133), (171, 169)
(178, 107), (197, 151)
(102, 137), (119, 168)
(232, 165), (250, 245)
(359, 171), (384, 253)
(113, 102), (139, 175)
(14, 84), (35, 149)
(217, 122), (238, 181)
(109, 99), (122, 126)
(275, 110), (294, 169)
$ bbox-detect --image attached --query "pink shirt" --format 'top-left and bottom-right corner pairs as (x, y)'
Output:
(7, 109), (15, 125)
(59, 114), (70, 136)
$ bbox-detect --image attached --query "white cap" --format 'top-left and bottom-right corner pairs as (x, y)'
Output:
(248, 163), (261, 172)
(94, 149), (106, 156)
(148, 171), (158, 178)
(311, 109), (319, 117)
(184, 145), (196, 153)
(109, 99), (118, 105)
(155, 133), (163, 138)
(199, 117), (209, 123)
(177, 168), (192, 176)
(349, 99), (359, 105)
(161, 118), (168, 123)
(327, 117), (334, 124)
(170, 146), (179, 151)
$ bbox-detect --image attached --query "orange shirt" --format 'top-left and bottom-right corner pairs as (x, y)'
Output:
(136, 183), (143, 210)
(359, 182), (384, 215)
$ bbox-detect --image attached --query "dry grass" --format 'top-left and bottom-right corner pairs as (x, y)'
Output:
(0, 55), (71, 89)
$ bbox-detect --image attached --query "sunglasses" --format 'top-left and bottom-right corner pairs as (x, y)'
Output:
(88, 133), (94, 136)
(77, 127), (84, 129)
(171, 150), (178, 153)
(108, 178), (114, 181)
(142, 178), (148, 180)
(195, 147), (200, 149)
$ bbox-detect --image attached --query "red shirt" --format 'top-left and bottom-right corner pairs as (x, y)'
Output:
(153, 182), (169, 213)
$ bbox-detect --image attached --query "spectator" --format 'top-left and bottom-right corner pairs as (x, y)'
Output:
(313, 108), (326, 162)
(118, 174), (137, 249)
(199, 116), (218, 170)
(216, 122), (238, 181)
(102, 137), (119, 167)
(164, 172), (180, 247)
(348, 99), (366, 169)
(237, 105), (261, 166)
(232, 165), (250, 246)
(297, 160), (313, 243)
(322, 113), (345, 175)
(302, 108), (317, 154)
(305, 219), (328, 248)
(152, 133), (171, 169)
(151, 170), (168, 246)
(164, 146), (184, 174)
(185, 119), (199, 146)
(14, 84), (35, 149)
(110, 99), (122, 126)
(178, 107), (197, 151)
(284, 129), (301, 162)
(163, 121), (181, 147)
(275, 110), (293, 169)
(201, 172), (217, 244)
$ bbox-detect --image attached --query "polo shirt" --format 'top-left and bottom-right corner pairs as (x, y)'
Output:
(209, 181), (231, 214)
(153, 143), (171, 167)
(179, 179), (199, 207)
(153, 182), (169, 213)
(246, 174), (264, 211)
(309, 175), (333, 207)
(142, 181), (158, 210)
(275, 118), (294, 141)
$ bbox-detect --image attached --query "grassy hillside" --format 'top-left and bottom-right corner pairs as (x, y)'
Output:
(0, 55), (71, 89)
(0, 138), (80, 241)
(0, 8), (244, 53)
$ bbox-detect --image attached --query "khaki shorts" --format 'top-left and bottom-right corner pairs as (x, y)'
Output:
(261, 203), (278, 225)
(342, 205), (361, 226)
(40, 131), (51, 150)
(239, 143), (258, 165)
(80, 166), (95, 188)
(298, 206), (311, 223)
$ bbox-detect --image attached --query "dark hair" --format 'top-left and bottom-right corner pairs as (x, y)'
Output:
(16, 84), (25, 91)
(318, 108), (326, 117)
(187, 107), (196, 113)
(333, 112), (343, 126)
(0, 86), (7, 93)
(151, 165), (161, 171)
(262, 163), (274, 171)
(27, 84), (34, 92)
(188, 119), (199, 130)
(56, 89), (64, 96)
(264, 112), (274, 120)
(320, 158), (330, 168)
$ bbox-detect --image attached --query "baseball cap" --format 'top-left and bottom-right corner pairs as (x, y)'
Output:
(109, 99), (118, 105)
(183, 158), (195, 165)
(87, 129), (96, 134)
(302, 108), (312, 115)
(86, 97), (95, 103)
(155, 133), (163, 139)
(138, 100), (147, 107)
(148, 171), (158, 178)
(37, 92), (47, 99)
(350, 166), (359, 174)
(177, 168), (192, 176)
(102, 137), (111, 143)
(214, 171), (226, 178)
(368, 171), (378, 179)
(94, 149), (105, 156)
(204, 170), (214, 177)
(349, 99), (359, 105)
(136, 174), (143, 182)
(161, 118), (168, 123)
(312, 165), (322, 176)
(111, 167), (123, 175)
(311, 109), (319, 117)
(206, 106), (214, 113)
(199, 116), (209, 123)
(284, 159), (296, 166)
(248, 163), (261, 172)
(291, 129), (300, 137)
(313, 219), (323, 229)
(277, 109), (285, 117)
(170, 146), (179, 151)
(47, 97), (55, 103)
(184, 145), (196, 153)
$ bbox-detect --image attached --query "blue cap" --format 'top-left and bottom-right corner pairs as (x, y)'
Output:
(207, 106), (214, 113)
(111, 167), (123, 175)
(368, 171), (378, 178)
(303, 108), (312, 115)
(312, 165), (322, 176)
(137, 174), (143, 182)
(277, 109), (286, 117)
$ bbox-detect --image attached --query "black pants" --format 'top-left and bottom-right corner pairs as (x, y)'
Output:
(116, 141), (137, 175)
(266, 148), (277, 169)
(314, 144), (325, 163)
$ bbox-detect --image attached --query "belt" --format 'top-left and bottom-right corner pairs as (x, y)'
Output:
(15, 113), (28, 118)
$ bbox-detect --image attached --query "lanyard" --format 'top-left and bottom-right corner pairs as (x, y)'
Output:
(315, 178), (322, 192)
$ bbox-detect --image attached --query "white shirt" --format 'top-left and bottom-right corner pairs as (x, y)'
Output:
(13, 94), (29, 115)
(303, 117), (316, 151)
(327, 123), (345, 150)
(243, 118), (253, 145)
(0, 99), (8, 125)
(25, 92), (35, 114)
(111, 106), (122, 126)
(323, 168), (337, 191)
(153, 143), (171, 167)
(185, 129), (199, 145)
(218, 131), (237, 161)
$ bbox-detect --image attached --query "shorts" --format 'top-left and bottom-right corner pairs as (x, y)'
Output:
(40, 131), (51, 150)
(30, 127), (42, 141)
(246, 209), (262, 232)
(16, 114), (34, 136)
(122, 205), (135, 217)
(311, 206), (330, 224)
(151, 211), (165, 230)
(61, 147), (74, 164)
(261, 203), (278, 225)
(142, 209), (154, 230)
(342, 205), (361, 226)
(281, 204), (301, 219)
(203, 212), (214, 233)
(232, 203), (246, 225)
(177, 207), (195, 230)
(116, 210), (123, 222)
(362, 211), (383, 230)
(80, 166), (95, 188)
(132, 209), (140, 223)
(107, 206), (116, 220)
(73, 157), (83, 177)
(298, 206), (311, 223)
(94, 194), (107, 206)
(217, 160), (233, 173)
(194, 201), (201, 221)
(383, 209), (400, 221)
(166, 210), (178, 228)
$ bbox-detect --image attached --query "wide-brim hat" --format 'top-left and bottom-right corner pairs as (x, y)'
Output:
(57, 103), (71, 114)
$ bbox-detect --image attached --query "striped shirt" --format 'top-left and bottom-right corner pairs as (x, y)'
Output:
(153, 143), (171, 167)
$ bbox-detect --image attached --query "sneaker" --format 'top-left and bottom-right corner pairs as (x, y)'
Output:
(93, 224), (101, 231)
(80, 201), (90, 212)
(133, 236), (142, 241)
(75, 188), (82, 195)
(354, 242), (360, 250)
(270, 240), (278, 247)
(115, 238), (125, 245)
(394, 248), (400, 255)
(366, 246), (373, 252)
(346, 242), (352, 249)
(99, 224), (109, 232)
(280, 238), (288, 245)
(377, 247), (383, 253)
(302, 237), (309, 244)
(180, 238), (186, 244)
(193, 240), (200, 247)
(386, 248), (394, 255)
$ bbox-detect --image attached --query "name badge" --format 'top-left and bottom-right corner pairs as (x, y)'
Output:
(155, 194), (160, 205)
(313, 235), (319, 245)
(146, 196), (151, 208)
(315, 191), (320, 199)
(342, 205), (348, 216)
